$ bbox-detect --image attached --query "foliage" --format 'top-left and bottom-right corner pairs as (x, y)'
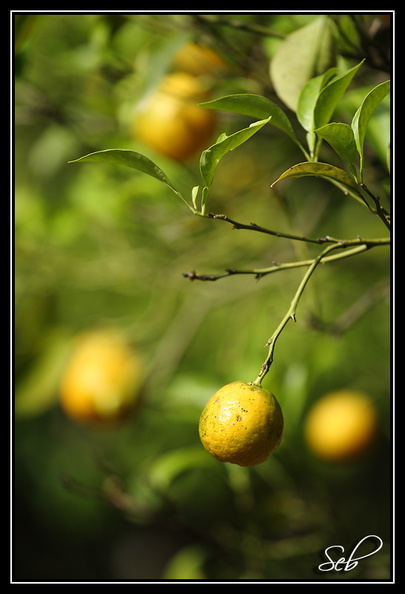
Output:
(14, 12), (392, 583)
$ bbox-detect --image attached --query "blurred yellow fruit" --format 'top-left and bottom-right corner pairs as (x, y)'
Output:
(304, 390), (378, 461)
(59, 329), (143, 427)
(132, 72), (218, 162)
(199, 381), (284, 467)
(172, 41), (229, 76)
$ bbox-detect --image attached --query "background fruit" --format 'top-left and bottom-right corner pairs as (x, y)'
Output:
(132, 72), (218, 161)
(171, 41), (229, 76)
(199, 381), (284, 467)
(59, 329), (143, 427)
(304, 390), (378, 461)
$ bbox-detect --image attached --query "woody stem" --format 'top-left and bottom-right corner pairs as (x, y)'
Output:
(252, 243), (345, 387)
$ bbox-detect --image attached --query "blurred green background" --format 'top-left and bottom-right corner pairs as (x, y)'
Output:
(14, 13), (391, 582)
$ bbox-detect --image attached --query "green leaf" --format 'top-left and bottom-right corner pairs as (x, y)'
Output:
(313, 59), (365, 129)
(69, 149), (186, 204)
(315, 122), (358, 165)
(201, 186), (210, 212)
(269, 16), (337, 112)
(199, 116), (271, 188)
(271, 161), (365, 204)
(149, 447), (214, 492)
(191, 185), (199, 210)
(351, 80), (390, 178)
(297, 68), (338, 132)
(201, 93), (300, 147)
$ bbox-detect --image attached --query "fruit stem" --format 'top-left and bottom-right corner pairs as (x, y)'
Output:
(252, 242), (346, 387)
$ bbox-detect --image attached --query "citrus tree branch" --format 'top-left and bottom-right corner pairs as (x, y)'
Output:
(183, 238), (390, 282)
(206, 213), (324, 244)
(251, 242), (365, 387)
(359, 183), (391, 230)
(206, 212), (391, 244)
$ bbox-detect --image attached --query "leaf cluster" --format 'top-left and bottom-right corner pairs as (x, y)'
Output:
(70, 59), (390, 219)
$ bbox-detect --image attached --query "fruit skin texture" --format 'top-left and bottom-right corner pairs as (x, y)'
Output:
(304, 390), (378, 461)
(133, 72), (217, 162)
(199, 381), (284, 467)
(59, 329), (143, 427)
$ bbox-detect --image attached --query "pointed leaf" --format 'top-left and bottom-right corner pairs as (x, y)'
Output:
(201, 93), (300, 146)
(270, 16), (337, 112)
(199, 116), (271, 187)
(315, 122), (357, 164)
(351, 80), (390, 177)
(271, 161), (365, 204)
(297, 68), (338, 131)
(69, 149), (185, 202)
(313, 59), (365, 129)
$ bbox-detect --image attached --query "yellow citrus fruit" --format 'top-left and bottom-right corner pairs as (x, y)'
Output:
(304, 390), (378, 461)
(59, 329), (143, 427)
(199, 381), (284, 467)
(171, 42), (229, 77)
(132, 72), (217, 162)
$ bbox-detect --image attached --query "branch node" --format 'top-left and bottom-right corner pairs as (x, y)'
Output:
(319, 235), (332, 243)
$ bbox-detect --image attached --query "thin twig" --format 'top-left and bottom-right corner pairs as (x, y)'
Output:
(251, 243), (344, 386)
(360, 183), (391, 230)
(207, 213), (322, 244)
(183, 240), (389, 283)
(206, 213), (391, 245)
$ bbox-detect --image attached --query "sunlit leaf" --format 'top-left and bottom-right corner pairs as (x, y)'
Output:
(270, 16), (337, 112)
(199, 116), (271, 188)
(313, 59), (365, 129)
(297, 68), (338, 131)
(201, 93), (301, 147)
(69, 149), (186, 203)
(315, 122), (358, 164)
(271, 161), (365, 204)
(351, 80), (390, 178)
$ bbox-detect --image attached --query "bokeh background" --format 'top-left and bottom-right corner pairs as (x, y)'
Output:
(14, 13), (392, 582)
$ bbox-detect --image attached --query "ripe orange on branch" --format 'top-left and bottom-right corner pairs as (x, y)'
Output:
(199, 381), (284, 467)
